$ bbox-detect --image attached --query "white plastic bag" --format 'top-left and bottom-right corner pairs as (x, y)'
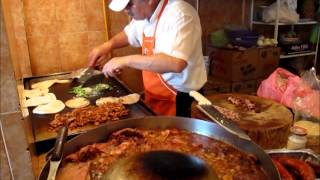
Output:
(292, 67), (320, 119)
(262, 0), (299, 23)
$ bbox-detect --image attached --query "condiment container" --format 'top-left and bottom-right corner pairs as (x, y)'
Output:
(287, 126), (307, 150)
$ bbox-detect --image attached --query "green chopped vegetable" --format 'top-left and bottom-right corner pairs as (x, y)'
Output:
(93, 83), (112, 91)
(70, 85), (88, 97)
(69, 83), (112, 98)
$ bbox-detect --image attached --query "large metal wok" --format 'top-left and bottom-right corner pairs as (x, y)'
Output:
(39, 116), (280, 179)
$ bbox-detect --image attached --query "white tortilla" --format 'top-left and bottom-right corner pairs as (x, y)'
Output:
(65, 97), (90, 109)
(96, 97), (121, 106)
(56, 79), (71, 83)
(96, 93), (140, 106)
(25, 93), (57, 107)
(33, 100), (65, 114)
(31, 79), (57, 90)
(23, 88), (49, 98)
(120, 93), (140, 104)
(31, 79), (71, 90)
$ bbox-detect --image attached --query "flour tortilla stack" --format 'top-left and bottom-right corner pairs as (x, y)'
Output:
(23, 88), (49, 98)
(31, 79), (71, 90)
(25, 93), (57, 107)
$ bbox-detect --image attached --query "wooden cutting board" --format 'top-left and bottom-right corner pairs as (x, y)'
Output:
(192, 93), (293, 149)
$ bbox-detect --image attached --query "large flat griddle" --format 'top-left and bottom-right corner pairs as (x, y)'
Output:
(23, 72), (154, 147)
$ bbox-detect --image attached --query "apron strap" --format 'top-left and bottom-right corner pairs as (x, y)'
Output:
(152, 0), (168, 37)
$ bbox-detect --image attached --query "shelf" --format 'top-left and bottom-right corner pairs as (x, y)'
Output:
(252, 20), (318, 26)
(280, 52), (317, 59)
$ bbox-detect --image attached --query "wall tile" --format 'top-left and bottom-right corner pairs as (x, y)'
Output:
(15, 38), (32, 76)
(84, 0), (105, 31)
(56, 19), (88, 34)
(10, 0), (28, 39)
(22, 0), (107, 75)
(88, 31), (106, 51)
(23, 0), (55, 22)
(58, 32), (89, 71)
(25, 20), (57, 37)
(55, 0), (86, 22)
(28, 36), (61, 75)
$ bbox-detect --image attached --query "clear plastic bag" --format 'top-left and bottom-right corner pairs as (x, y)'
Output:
(292, 67), (320, 119)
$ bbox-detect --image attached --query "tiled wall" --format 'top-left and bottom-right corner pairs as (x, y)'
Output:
(23, 0), (107, 75)
(23, 0), (247, 75)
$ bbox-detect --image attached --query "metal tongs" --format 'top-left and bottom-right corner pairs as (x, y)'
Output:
(61, 67), (103, 85)
(46, 126), (68, 180)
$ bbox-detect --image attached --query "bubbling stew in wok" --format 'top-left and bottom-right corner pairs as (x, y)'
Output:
(57, 128), (268, 180)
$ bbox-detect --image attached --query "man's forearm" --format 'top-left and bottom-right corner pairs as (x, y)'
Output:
(126, 53), (187, 74)
(103, 31), (130, 53)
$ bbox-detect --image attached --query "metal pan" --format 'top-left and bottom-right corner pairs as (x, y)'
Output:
(38, 116), (280, 180)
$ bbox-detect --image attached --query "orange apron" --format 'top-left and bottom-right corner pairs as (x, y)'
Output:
(142, 0), (176, 116)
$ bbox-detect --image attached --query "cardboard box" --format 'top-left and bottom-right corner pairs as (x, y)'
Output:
(258, 47), (280, 78)
(231, 80), (258, 94)
(203, 76), (231, 95)
(210, 48), (259, 82)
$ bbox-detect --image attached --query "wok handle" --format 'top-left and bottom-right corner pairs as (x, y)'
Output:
(51, 126), (68, 161)
(189, 91), (212, 105)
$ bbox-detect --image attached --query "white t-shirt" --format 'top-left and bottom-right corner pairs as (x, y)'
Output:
(124, 0), (207, 93)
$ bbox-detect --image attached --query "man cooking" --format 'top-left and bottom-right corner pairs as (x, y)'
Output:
(88, 0), (207, 117)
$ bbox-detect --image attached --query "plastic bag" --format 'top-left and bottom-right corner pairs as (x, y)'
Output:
(257, 67), (301, 107)
(292, 68), (320, 153)
(257, 67), (320, 119)
(292, 68), (320, 119)
(262, 0), (299, 23)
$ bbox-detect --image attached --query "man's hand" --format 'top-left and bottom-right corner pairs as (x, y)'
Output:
(102, 57), (128, 77)
(88, 45), (108, 67)
(88, 31), (129, 67)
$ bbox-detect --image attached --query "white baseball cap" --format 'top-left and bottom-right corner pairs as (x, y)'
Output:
(109, 0), (130, 12)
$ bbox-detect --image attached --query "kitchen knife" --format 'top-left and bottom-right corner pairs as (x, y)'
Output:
(189, 91), (250, 141)
(47, 126), (68, 180)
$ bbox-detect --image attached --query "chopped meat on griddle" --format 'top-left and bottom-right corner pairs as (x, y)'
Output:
(48, 103), (128, 131)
